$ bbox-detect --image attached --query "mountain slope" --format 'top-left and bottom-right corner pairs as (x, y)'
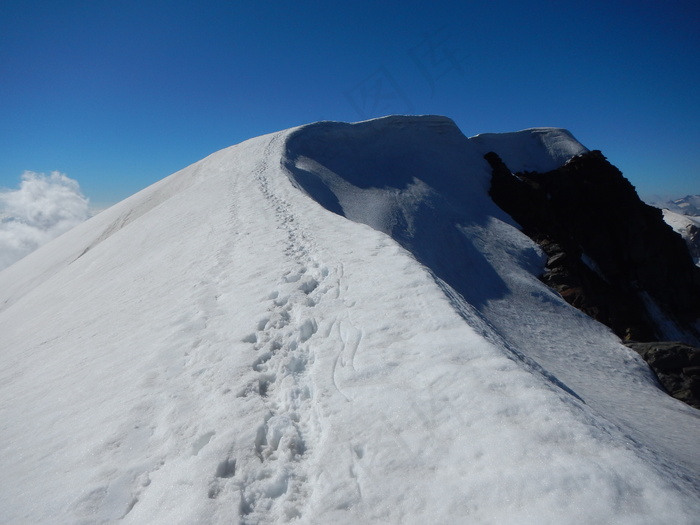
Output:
(1, 116), (699, 524)
(486, 148), (700, 344)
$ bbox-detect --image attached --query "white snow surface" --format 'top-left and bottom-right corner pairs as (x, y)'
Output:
(663, 209), (700, 266)
(664, 208), (700, 233)
(1, 115), (699, 524)
(470, 127), (589, 173)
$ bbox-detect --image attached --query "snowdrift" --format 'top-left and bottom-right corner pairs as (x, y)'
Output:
(1, 116), (699, 524)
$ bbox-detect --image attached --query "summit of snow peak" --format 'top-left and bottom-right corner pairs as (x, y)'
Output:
(470, 127), (589, 173)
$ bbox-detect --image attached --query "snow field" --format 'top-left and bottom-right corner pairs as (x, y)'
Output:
(1, 117), (699, 524)
(300, 200), (699, 524)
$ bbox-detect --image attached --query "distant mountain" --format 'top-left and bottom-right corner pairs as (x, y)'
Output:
(1, 116), (699, 524)
(656, 195), (700, 216)
(644, 195), (700, 268)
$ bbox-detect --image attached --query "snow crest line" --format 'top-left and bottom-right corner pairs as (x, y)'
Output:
(431, 273), (586, 403)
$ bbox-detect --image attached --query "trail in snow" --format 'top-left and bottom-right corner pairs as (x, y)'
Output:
(232, 133), (328, 522)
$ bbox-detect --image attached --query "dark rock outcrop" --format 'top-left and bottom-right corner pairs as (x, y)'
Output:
(486, 150), (700, 345)
(625, 341), (700, 409)
(684, 223), (700, 265)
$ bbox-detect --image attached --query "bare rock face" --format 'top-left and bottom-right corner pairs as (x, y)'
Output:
(685, 223), (700, 265)
(487, 150), (700, 410)
(486, 150), (700, 345)
(625, 341), (700, 409)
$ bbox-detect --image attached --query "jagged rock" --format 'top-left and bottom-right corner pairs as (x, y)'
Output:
(486, 150), (700, 345)
(625, 342), (700, 409)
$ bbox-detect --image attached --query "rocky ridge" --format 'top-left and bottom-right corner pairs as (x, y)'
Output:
(486, 149), (700, 407)
(624, 341), (700, 409)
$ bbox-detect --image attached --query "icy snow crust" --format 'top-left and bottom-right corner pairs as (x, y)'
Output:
(1, 116), (699, 524)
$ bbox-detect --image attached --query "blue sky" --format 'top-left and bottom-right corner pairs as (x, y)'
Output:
(1, 0), (698, 207)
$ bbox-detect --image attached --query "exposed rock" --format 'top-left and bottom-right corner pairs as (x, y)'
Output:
(625, 341), (700, 409)
(486, 150), (700, 345)
(684, 223), (700, 265)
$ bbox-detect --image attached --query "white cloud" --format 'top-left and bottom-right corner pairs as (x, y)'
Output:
(0, 171), (91, 271)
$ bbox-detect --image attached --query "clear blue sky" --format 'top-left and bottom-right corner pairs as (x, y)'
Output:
(1, 0), (698, 207)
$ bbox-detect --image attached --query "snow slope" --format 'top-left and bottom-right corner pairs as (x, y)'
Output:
(1, 116), (699, 524)
(663, 208), (700, 266)
(664, 208), (700, 233)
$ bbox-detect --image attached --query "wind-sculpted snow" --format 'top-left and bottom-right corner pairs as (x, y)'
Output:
(1, 116), (700, 524)
(284, 116), (520, 309)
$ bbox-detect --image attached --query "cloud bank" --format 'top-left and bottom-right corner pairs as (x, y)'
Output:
(0, 171), (90, 271)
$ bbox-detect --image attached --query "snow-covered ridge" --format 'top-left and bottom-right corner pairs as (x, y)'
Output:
(283, 116), (521, 312)
(1, 116), (699, 524)
(470, 127), (589, 173)
(664, 208), (700, 233)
